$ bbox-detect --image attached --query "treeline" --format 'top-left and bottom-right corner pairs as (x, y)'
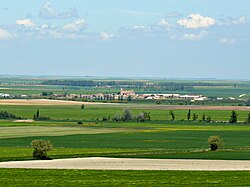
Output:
(42, 80), (145, 87)
(0, 111), (22, 120)
(42, 80), (95, 86)
(42, 79), (234, 92)
(168, 110), (250, 124)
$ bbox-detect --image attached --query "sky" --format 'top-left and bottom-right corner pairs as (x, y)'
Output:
(0, 0), (249, 79)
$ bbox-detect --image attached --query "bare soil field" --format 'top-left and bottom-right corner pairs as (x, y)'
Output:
(137, 105), (250, 111)
(1, 157), (250, 171)
(13, 119), (35, 123)
(0, 99), (116, 106)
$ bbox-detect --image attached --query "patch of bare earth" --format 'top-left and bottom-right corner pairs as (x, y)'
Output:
(13, 119), (34, 122)
(1, 157), (250, 171)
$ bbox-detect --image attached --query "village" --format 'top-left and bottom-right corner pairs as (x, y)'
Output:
(0, 88), (239, 102)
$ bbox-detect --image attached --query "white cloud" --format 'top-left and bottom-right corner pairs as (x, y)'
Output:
(220, 16), (247, 25)
(39, 2), (78, 19)
(219, 38), (236, 45)
(99, 32), (114, 40)
(131, 25), (149, 32)
(178, 14), (215, 29)
(16, 19), (35, 27)
(182, 30), (209, 41)
(0, 28), (12, 39)
(63, 19), (86, 32)
(158, 19), (172, 28)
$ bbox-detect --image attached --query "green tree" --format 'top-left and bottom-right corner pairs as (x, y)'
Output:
(31, 140), (52, 160)
(122, 108), (133, 121)
(206, 116), (212, 123)
(208, 136), (224, 151)
(202, 113), (206, 121)
(81, 104), (85, 110)
(36, 109), (40, 119)
(187, 109), (191, 121)
(192, 113), (198, 121)
(169, 110), (175, 121)
(127, 96), (132, 102)
(229, 110), (238, 123)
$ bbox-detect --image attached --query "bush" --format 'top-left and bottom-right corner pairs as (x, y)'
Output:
(113, 112), (122, 121)
(102, 117), (108, 121)
(192, 113), (198, 121)
(135, 112), (146, 122)
(31, 140), (52, 160)
(208, 136), (224, 151)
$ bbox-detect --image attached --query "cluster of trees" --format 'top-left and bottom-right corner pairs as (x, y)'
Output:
(0, 111), (22, 120)
(33, 109), (50, 121)
(113, 108), (151, 122)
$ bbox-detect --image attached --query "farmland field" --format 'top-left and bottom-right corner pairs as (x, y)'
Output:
(1, 169), (250, 186)
(0, 80), (249, 185)
(0, 101), (249, 121)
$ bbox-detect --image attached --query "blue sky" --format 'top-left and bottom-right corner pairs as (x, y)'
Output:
(0, 0), (249, 79)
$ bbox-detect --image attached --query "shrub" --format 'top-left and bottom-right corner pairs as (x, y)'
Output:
(208, 136), (224, 151)
(31, 140), (52, 160)
(143, 111), (151, 121)
(192, 113), (198, 121)
(113, 112), (122, 121)
(135, 112), (146, 122)
(102, 117), (108, 121)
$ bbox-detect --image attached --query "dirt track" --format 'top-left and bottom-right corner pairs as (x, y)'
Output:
(1, 157), (250, 171)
